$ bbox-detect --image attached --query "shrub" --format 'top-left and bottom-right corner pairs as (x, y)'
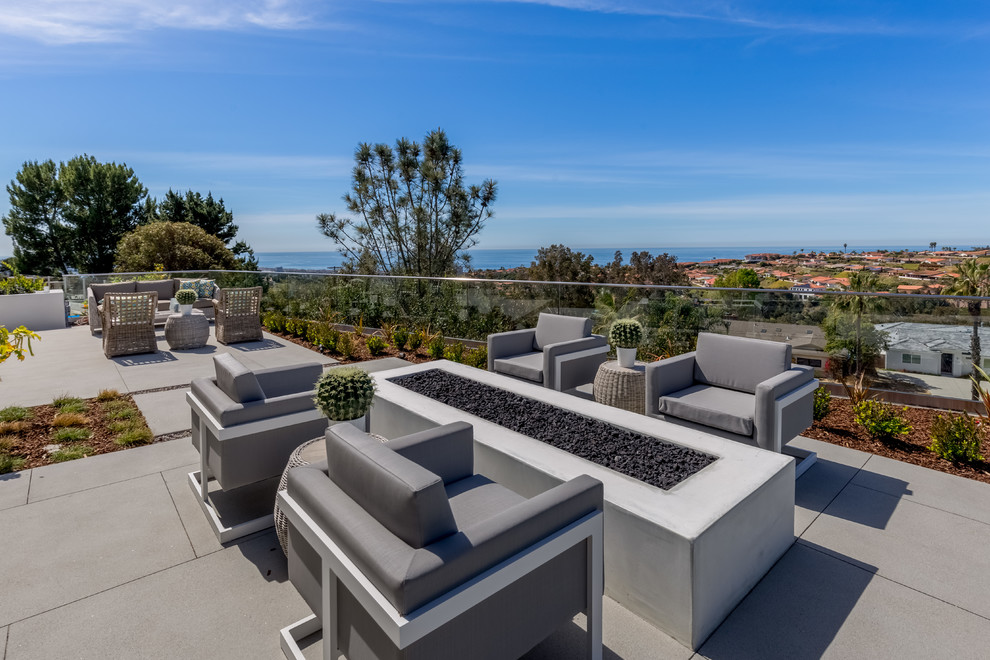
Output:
(115, 424), (154, 446)
(52, 395), (86, 414)
(337, 332), (355, 359)
(407, 330), (424, 351)
(175, 289), (197, 305)
(96, 389), (121, 401)
(0, 452), (25, 474)
(463, 345), (488, 369)
(0, 406), (31, 422)
(313, 367), (376, 421)
(367, 335), (388, 356)
(853, 400), (912, 441)
(51, 444), (94, 462)
(262, 311), (287, 333)
(392, 327), (409, 350)
(53, 427), (92, 442)
(443, 342), (465, 363)
(929, 414), (985, 463)
(812, 387), (832, 422)
(0, 434), (15, 452)
(306, 322), (324, 345)
(53, 413), (89, 427)
(103, 400), (137, 420)
(609, 319), (643, 348)
(428, 335), (446, 359)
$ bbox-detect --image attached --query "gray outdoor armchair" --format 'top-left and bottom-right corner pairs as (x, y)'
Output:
(186, 353), (328, 542)
(487, 312), (609, 391)
(646, 332), (818, 458)
(278, 421), (605, 660)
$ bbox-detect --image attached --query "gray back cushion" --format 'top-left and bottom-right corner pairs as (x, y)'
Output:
(135, 279), (177, 301)
(90, 281), (136, 302)
(213, 353), (266, 403)
(694, 333), (791, 394)
(326, 423), (457, 549)
(533, 313), (592, 351)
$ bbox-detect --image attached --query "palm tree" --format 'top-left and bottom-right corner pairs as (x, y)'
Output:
(829, 272), (886, 374)
(929, 241), (937, 252)
(944, 260), (990, 399)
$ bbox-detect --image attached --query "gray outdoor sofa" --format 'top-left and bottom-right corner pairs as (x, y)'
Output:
(645, 332), (818, 470)
(186, 353), (328, 542)
(87, 278), (218, 334)
(278, 421), (605, 660)
(487, 312), (609, 391)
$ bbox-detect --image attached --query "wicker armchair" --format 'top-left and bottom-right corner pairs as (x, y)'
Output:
(101, 291), (159, 358)
(214, 287), (263, 345)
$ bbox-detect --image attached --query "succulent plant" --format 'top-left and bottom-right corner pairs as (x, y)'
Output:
(175, 289), (197, 305)
(608, 319), (643, 349)
(313, 367), (376, 421)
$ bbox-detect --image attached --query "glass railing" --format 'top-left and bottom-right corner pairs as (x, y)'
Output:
(63, 270), (989, 403)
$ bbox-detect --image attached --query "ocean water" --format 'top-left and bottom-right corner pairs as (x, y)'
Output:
(256, 245), (939, 272)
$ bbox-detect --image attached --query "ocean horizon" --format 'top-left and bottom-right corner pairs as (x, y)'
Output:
(256, 245), (945, 272)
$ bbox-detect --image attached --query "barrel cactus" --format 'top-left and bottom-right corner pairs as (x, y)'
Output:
(314, 367), (377, 421)
(175, 289), (197, 305)
(608, 319), (643, 349)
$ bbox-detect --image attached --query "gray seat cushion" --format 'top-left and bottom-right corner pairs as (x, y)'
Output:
(135, 279), (177, 301)
(213, 353), (266, 403)
(326, 424), (458, 549)
(445, 474), (526, 530)
(693, 332), (791, 394)
(658, 384), (756, 437)
(533, 313), (593, 351)
(493, 352), (544, 383)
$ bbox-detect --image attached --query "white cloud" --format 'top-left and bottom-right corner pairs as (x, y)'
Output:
(0, 0), (316, 44)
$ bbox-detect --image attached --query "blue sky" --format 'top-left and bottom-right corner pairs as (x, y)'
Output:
(1, 0), (989, 255)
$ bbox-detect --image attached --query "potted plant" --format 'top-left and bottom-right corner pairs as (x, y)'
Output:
(609, 318), (643, 368)
(175, 289), (197, 315)
(313, 366), (377, 429)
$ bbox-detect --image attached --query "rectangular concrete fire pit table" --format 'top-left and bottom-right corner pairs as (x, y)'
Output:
(367, 360), (795, 650)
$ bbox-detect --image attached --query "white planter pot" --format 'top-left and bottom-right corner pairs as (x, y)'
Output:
(179, 304), (193, 316)
(616, 347), (637, 368)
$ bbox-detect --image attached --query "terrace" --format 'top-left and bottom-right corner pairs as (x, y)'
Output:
(1, 273), (990, 658)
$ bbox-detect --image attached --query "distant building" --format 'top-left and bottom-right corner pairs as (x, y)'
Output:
(876, 322), (990, 377)
(728, 321), (828, 374)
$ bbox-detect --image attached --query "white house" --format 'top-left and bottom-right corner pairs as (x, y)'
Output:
(875, 322), (990, 377)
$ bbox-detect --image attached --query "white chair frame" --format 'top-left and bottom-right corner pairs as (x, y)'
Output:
(277, 491), (604, 660)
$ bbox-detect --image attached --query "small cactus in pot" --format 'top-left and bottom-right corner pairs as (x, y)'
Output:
(313, 367), (377, 421)
(609, 319), (643, 368)
(175, 289), (197, 315)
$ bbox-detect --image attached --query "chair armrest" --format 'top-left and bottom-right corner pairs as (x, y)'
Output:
(487, 328), (537, 367)
(645, 352), (697, 415)
(542, 335), (609, 390)
(254, 362), (323, 398)
(385, 421), (474, 484)
(754, 366), (816, 451)
(190, 377), (316, 427)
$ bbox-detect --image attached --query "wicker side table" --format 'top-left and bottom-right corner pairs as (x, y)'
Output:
(275, 430), (387, 555)
(164, 310), (209, 350)
(593, 360), (646, 415)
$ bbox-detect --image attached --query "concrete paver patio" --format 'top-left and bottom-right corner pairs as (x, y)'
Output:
(2, 327), (989, 659)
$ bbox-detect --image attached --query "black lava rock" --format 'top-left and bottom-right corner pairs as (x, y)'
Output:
(388, 369), (716, 490)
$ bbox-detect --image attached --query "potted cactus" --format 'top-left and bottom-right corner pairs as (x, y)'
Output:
(609, 318), (643, 368)
(175, 289), (197, 315)
(313, 366), (377, 429)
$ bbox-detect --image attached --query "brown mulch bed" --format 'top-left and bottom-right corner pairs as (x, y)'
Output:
(0, 395), (153, 471)
(804, 397), (990, 484)
(265, 330), (438, 365)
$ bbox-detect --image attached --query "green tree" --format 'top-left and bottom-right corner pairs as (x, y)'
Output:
(944, 260), (990, 399)
(823, 309), (889, 376)
(2, 156), (147, 275)
(114, 222), (237, 271)
(154, 190), (257, 268)
(317, 129), (497, 276)
(61, 155), (148, 273)
(713, 268), (760, 289)
(626, 251), (689, 285)
(528, 244), (597, 310)
(2, 160), (72, 275)
(828, 272), (888, 374)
